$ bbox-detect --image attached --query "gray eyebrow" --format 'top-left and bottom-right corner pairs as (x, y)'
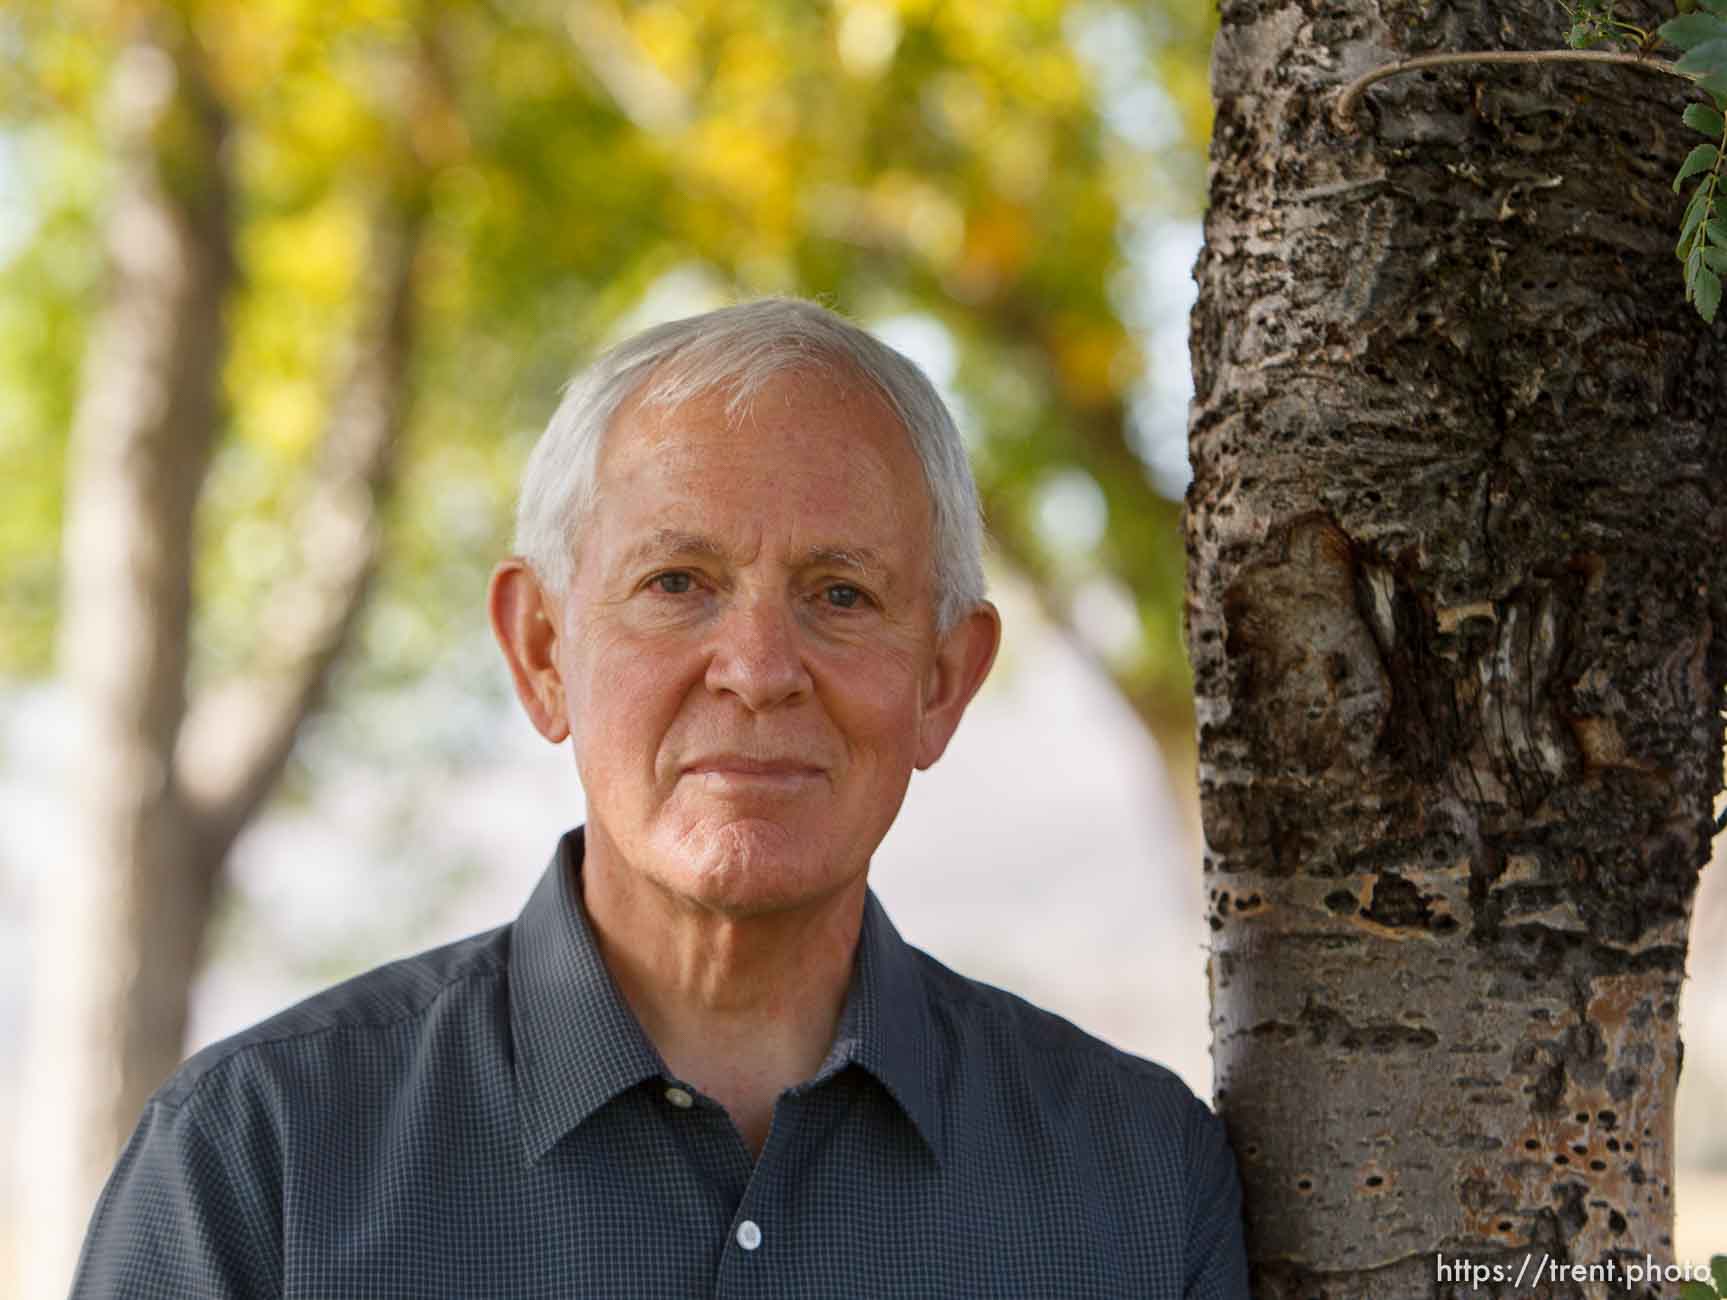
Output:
(796, 545), (891, 584)
(619, 529), (729, 567)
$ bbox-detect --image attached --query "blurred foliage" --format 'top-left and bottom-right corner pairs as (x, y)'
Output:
(0, 0), (1214, 735)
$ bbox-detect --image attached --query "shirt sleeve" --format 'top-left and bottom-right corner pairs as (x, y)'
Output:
(70, 1090), (283, 1300)
(1182, 1093), (1251, 1299)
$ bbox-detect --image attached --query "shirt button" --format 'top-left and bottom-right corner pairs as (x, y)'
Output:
(664, 1086), (694, 1109)
(736, 1220), (762, 1251)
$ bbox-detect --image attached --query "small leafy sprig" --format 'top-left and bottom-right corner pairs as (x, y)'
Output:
(1679, 1253), (1727, 1300)
(1660, 0), (1727, 321)
(1562, 0), (1657, 50)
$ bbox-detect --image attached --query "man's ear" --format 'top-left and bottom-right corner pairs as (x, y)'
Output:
(489, 559), (571, 744)
(915, 601), (1002, 771)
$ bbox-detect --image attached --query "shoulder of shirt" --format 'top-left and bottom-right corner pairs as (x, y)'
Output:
(906, 944), (1200, 1101)
(153, 923), (513, 1113)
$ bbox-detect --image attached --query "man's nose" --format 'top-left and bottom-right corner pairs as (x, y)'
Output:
(704, 594), (813, 710)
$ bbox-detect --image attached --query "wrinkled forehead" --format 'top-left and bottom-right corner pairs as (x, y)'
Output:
(590, 357), (935, 560)
(597, 353), (922, 482)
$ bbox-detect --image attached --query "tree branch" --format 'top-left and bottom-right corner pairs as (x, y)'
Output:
(564, 0), (690, 133)
(1334, 49), (1695, 131)
(965, 290), (1195, 732)
(979, 487), (1193, 749)
(176, 197), (426, 855)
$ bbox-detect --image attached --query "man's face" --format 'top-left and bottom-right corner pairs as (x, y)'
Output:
(518, 366), (993, 917)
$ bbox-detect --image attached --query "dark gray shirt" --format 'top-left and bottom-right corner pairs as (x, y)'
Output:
(72, 828), (1249, 1298)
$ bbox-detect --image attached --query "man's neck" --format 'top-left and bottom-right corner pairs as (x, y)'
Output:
(577, 837), (867, 1157)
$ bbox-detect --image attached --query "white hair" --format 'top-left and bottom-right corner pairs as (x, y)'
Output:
(513, 296), (987, 630)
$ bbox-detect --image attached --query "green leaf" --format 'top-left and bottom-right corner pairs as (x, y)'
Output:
(1675, 143), (1721, 192)
(1678, 1284), (1715, 1300)
(1662, 12), (1727, 49)
(1712, 1256), (1727, 1296)
(1684, 102), (1727, 136)
(1697, 265), (1723, 320)
(1679, 184), (1714, 255)
(1709, 217), (1727, 244)
(1701, 0), (1727, 17)
(1677, 38), (1727, 76)
(1704, 245), (1727, 271)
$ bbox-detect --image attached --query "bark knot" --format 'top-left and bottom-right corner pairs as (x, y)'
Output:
(1222, 514), (1392, 774)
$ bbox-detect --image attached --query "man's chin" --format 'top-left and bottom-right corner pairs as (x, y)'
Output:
(653, 817), (855, 916)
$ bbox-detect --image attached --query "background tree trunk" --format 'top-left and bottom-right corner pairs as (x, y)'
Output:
(1186, 0), (1727, 1294)
(19, 30), (236, 1298)
(18, 21), (427, 1295)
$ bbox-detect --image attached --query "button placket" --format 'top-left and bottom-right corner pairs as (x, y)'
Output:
(720, 1092), (800, 1274)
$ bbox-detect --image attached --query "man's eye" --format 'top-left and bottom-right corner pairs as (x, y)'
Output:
(824, 584), (866, 609)
(650, 572), (695, 595)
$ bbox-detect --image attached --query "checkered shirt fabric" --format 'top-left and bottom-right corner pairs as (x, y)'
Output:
(71, 827), (1249, 1298)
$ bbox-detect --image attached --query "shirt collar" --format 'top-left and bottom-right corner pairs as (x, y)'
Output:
(822, 887), (944, 1163)
(511, 827), (942, 1165)
(511, 828), (667, 1163)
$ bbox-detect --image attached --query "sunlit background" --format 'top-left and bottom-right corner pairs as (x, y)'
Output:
(2, 1), (1725, 1296)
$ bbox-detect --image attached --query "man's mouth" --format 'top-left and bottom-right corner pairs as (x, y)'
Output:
(683, 756), (826, 790)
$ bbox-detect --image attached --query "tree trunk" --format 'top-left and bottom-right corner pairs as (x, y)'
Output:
(19, 20), (429, 1295)
(19, 27), (236, 1299)
(1186, 0), (1727, 1294)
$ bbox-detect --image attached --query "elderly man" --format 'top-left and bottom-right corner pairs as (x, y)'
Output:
(73, 298), (1249, 1297)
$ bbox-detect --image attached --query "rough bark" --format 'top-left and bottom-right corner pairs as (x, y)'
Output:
(19, 23), (428, 1295)
(1186, 0), (1727, 1295)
